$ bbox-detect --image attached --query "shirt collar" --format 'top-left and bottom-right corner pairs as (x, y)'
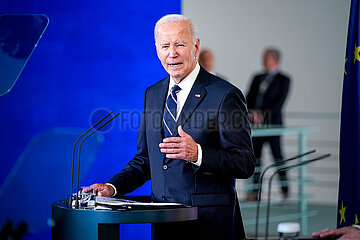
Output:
(267, 67), (279, 76)
(169, 63), (200, 92)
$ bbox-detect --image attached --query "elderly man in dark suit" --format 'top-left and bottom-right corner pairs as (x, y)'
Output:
(246, 48), (291, 202)
(85, 14), (255, 240)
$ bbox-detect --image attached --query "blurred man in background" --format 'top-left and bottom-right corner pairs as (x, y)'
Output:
(198, 48), (215, 73)
(246, 48), (291, 201)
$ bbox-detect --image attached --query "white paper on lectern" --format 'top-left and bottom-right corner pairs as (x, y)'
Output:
(95, 196), (182, 207)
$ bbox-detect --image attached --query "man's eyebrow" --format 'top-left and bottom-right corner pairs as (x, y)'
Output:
(158, 40), (187, 46)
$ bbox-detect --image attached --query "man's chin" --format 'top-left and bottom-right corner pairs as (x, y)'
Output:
(167, 71), (184, 82)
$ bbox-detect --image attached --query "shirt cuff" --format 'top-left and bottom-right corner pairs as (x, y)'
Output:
(192, 144), (202, 166)
(105, 183), (117, 197)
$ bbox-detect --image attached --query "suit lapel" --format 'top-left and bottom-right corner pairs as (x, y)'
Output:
(154, 77), (169, 142)
(176, 68), (209, 131)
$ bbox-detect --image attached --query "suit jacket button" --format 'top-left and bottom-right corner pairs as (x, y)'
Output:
(163, 165), (168, 170)
(162, 195), (167, 200)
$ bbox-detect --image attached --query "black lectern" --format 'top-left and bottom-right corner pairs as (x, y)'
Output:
(52, 200), (197, 240)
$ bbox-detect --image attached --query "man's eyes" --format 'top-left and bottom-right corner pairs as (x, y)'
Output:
(161, 44), (185, 49)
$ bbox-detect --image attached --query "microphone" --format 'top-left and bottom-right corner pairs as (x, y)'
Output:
(68, 111), (118, 207)
(74, 113), (120, 208)
(254, 150), (316, 239)
(264, 153), (331, 240)
(69, 111), (113, 207)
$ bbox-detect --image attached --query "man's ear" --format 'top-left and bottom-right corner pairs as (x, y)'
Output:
(194, 38), (200, 58)
(155, 42), (161, 60)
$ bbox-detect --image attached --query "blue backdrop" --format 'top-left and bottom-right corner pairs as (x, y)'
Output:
(0, 1), (180, 239)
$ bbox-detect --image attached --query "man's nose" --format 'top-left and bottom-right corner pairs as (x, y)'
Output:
(169, 45), (178, 57)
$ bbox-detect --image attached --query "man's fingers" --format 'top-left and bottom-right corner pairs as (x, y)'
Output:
(82, 187), (91, 192)
(166, 153), (182, 159)
(162, 137), (182, 143)
(81, 183), (114, 197)
(160, 126), (198, 162)
(159, 142), (181, 148)
(82, 187), (92, 193)
(83, 184), (100, 193)
(160, 147), (181, 154)
(312, 228), (342, 238)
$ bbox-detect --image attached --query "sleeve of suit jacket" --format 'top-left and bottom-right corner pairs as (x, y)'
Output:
(198, 87), (255, 179)
(106, 88), (151, 196)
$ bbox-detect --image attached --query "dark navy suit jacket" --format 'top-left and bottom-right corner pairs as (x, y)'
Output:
(108, 67), (255, 240)
(246, 72), (290, 125)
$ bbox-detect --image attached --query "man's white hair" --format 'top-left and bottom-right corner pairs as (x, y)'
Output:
(154, 14), (198, 45)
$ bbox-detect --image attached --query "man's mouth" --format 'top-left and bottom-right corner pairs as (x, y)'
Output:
(168, 63), (182, 67)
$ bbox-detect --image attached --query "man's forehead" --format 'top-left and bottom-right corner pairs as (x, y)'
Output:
(157, 30), (191, 43)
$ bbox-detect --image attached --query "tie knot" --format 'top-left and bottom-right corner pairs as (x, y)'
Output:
(172, 85), (181, 95)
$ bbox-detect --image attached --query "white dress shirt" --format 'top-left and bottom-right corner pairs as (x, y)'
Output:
(168, 63), (202, 166)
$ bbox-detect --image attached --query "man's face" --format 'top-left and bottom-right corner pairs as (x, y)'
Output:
(199, 50), (214, 72)
(263, 52), (278, 72)
(155, 21), (199, 83)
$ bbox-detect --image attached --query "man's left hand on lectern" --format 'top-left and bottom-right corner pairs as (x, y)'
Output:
(83, 183), (114, 197)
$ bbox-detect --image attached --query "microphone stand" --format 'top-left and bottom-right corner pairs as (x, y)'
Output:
(254, 150), (316, 239)
(69, 111), (113, 207)
(264, 154), (331, 240)
(74, 113), (119, 209)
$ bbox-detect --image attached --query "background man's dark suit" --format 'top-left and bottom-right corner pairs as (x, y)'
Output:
(108, 67), (255, 240)
(246, 72), (290, 196)
(246, 72), (290, 125)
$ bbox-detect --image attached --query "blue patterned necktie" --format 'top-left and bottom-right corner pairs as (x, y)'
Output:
(163, 85), (181, 138)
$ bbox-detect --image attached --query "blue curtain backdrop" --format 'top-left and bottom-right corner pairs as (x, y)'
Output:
(0, 1), (180, 239)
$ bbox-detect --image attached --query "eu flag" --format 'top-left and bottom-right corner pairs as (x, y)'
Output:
(338, 0), (360, 228)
